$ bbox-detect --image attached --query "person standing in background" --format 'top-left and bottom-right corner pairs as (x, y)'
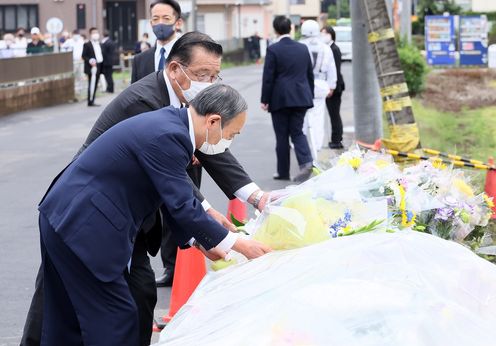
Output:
(101, 31), (116, 93)
(26, 27), (46, 55)
(299, 20), (337, 159)
(82, 27), (103, 106)
(131, 0), (183, 83)
(135, 33), (151, 54)
(261, 16), (315, 183)
(14, 27), (28, 57)
(321, 26), (345, 149)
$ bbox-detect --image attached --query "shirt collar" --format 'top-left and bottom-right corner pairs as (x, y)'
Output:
(155, 36), (178, 55)
(186, 108), (195, 150)
(277, 34), (291, 42)
(163, 70), (182, 108)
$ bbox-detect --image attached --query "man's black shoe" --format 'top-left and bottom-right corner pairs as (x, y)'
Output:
(328, 142), (344, 149)
(292, 167), (313, 183)
(273, 173), (290, 181)
(88, 103), (101, 107)
(156, 268), (174, 287)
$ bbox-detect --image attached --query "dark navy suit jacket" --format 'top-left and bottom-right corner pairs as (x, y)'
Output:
(261, 37), (314, 112)
(38, 107), (228, 282)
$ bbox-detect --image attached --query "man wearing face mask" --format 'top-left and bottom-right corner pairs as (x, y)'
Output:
(131, 0), (182, 83)
(20, 31), (271, 346)
(82, 27), (103, 106)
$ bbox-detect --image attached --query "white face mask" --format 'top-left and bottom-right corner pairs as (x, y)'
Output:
(321, 33), (332, 44)
(91, 33), (100, 41)
(198, 121), (232, 155)
(177, 65), (212, 103)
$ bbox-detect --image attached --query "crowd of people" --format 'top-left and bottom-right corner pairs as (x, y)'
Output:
(15, 1), (347, 345)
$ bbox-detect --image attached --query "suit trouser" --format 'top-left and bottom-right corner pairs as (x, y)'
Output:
(271, 108), (313, 177)
(101, 65), (114, 93)
(160, 165), (202, 270)
(21, 230), (156, 346)
(86, 63), (102, 105)
(325, 91), (343, 144)
(38, 213), (138, 346)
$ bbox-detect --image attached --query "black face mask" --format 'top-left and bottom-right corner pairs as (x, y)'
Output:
(153, 23), (175, 41)
(18, 34), (24, 38)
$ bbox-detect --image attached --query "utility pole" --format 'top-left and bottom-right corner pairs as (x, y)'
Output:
(286, 0), (291, 18)
(191, 0), (197, 31)
(400, 0), (412, 43)
(351, 0), (383, 143)
(337, 0), (341, 19)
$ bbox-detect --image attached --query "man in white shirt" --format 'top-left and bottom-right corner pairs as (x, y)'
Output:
(82, 27), (104, 106)
(131, 0), (183, 83)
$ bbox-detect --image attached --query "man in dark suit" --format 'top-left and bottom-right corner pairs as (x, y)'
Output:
(82, 27), (103, 106)
(37, 83), (271, 345)
(261, 16), (314, 183)
(322, 26), (346, 149)
(101, 31), (116, 93)
(20, 32), (270, 346)
(131, 0), (183, 83)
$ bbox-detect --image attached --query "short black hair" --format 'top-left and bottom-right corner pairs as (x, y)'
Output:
(150, 0), (181, 19)
(143, 33), (149, 38)
(273, 16), (291, 35)
(89, 27), (98, 34)
(166, 31), (223, 66)
(322, 26), (336, 42)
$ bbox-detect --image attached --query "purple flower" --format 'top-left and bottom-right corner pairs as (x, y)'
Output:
(435, 207), (454, 221)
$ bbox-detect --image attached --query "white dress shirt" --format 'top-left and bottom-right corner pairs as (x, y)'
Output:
(91, 40), (103, 63)
(154, 37), (178, 71)
(186, 108), (239, 253)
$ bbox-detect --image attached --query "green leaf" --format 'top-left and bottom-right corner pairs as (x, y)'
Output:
(230, 213), (245, 227)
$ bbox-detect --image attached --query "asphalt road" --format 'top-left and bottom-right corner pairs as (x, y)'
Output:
(0, 62), (353, 345)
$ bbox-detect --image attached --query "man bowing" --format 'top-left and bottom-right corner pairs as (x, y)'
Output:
(37, 84), (271, 345)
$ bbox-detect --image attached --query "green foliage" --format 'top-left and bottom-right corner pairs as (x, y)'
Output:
(397, 40), (428, 95)
(414, 0), (462, 35)
(489, 22), (496, 45)
(327, 0), (350, 20)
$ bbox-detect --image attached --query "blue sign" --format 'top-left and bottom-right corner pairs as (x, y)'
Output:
(459, 15), (489, 66)
(425, 15), (456, 66)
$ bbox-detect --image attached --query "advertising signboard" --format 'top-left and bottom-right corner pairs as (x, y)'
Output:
(425, 15), (456, 65)
(459, 15), (488, 66)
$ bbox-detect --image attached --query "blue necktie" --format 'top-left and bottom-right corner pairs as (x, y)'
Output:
(158, 47), (165, 71)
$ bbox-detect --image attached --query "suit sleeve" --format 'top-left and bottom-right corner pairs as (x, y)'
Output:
(307, 52), (315, 98)
(138, 132), (228, 249)
(261, 48), (276, 105)
(195, 148), (253, 200)
(131, 55), (138, 84)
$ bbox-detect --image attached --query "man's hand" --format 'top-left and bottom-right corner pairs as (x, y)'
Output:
(232, 238), (272, 259)
(261, 103), (269, 111)
(198, 245), (227, 261)
(327, 89), (335, 98)
(207, 208), (237, 232)
(191, 155), (200, 166)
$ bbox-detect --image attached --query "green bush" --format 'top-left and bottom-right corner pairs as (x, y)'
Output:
(398, 42), (428, 96)
(489, 22), (496, 45)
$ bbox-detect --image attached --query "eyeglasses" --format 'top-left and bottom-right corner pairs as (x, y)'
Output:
(180, 64), (222, 83)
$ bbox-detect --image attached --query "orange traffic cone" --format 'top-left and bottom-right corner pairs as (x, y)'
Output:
(162, 247), (206, 322)
(484, 158), (496, 219)
(227, 198), (247, 223)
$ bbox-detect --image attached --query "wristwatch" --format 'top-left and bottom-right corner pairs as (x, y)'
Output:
(252, 190), (265, 210)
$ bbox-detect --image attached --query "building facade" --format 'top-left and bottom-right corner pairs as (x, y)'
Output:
(0, 0), (151, 50)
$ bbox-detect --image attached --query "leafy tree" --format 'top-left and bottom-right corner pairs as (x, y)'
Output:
(328, 0), (350, 20)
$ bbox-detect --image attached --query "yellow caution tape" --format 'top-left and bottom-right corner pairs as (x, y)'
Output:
(383, 96), (412, 112)
(380, 83), (409, 97)
(381, 123), (420, 153)
(368, 28), (395, 43)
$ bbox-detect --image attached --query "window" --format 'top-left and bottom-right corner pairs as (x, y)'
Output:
(0, 5), (39, 35)
(290, 0), (305, 4)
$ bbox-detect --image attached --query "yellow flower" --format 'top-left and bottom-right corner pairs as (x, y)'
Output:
(483, 193), (495, 208)
(349, 157), (362, 169)
(453, 178), (474, 197)
(431, 158), (447, 170)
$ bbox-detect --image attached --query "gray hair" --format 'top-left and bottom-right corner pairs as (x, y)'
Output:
(189, 84), (248, 126)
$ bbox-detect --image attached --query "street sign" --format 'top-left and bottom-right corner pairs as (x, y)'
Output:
(46, 17), (64, 35)
(459, 15), (488, 66)
(425, 15), (456, 66)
